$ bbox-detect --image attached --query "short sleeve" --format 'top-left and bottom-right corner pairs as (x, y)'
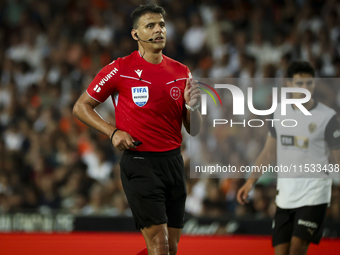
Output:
(86, 60), (120, 103)
(187, 66), (192, 80)
(325, 114), (340, 150)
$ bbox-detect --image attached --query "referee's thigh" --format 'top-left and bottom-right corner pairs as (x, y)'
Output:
(120, 154), (168, 229)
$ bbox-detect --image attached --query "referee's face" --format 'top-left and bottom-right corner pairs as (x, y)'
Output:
(134, 13), (166, 51)
(287, 73), (315, 99)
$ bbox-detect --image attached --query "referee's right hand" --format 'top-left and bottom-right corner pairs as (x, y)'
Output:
(111, 130), (137, 151)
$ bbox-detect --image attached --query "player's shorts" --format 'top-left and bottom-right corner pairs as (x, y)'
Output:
(272, 203), (328, 246)
(120, 147), (186, 230)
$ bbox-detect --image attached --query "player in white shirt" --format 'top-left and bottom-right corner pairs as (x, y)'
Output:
(237, 61), (340, 255)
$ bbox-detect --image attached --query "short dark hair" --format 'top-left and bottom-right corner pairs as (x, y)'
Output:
(287, 61), (315, 78)
(131, 3), (166, 29)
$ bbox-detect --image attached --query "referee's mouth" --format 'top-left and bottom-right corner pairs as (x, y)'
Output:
(154, 36), (165, 42)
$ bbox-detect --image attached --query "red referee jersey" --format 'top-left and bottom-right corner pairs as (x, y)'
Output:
(86, 51), (191, 152)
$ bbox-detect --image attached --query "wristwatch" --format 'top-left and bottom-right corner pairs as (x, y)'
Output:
(185, 102), (200, 111)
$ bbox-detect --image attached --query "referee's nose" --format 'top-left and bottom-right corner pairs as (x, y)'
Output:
(154, 23), (165, 35)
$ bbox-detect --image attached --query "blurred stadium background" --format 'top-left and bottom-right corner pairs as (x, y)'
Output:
(0, 0), (339, 254)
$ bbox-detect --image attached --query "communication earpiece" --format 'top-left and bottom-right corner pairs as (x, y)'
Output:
(134, 33), (153, 42)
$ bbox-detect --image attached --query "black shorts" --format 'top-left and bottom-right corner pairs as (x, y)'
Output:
(120, 147), (186, 230)
(272, 203), (328, 246)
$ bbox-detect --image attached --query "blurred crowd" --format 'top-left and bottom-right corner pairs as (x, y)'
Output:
(0, 0), (340, 221)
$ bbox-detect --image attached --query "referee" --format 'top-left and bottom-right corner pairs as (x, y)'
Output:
(237, 61), (340, 255)
(73, 3), (201, 255)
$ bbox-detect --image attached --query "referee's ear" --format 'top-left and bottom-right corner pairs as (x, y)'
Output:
(131, 30), (138, 41)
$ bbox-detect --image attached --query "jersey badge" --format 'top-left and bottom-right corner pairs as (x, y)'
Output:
(170, 87), (181, 100)
(308, 123), (317, 133)
(132, 86), (149, 107)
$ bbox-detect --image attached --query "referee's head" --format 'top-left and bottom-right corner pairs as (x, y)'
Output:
(131, 4), (166, 30)
(131, 3), (167, 51)
(286, 61), (316, 99)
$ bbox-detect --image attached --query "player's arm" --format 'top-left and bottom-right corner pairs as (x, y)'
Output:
(331, 149), (340, 186)
(183, 79), (202, 136)
(325, 114), (340, 166)
(236, 134), (277, 205)
(332, 149), (340, 165)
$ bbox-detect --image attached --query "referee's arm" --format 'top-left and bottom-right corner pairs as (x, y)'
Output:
(183, 79), (202, 136)
(73, 92), (136, 151)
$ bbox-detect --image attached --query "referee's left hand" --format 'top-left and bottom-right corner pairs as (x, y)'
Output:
(184, 79), (201, 108)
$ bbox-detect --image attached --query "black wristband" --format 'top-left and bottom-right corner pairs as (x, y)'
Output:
(110, 128), (119, 142)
